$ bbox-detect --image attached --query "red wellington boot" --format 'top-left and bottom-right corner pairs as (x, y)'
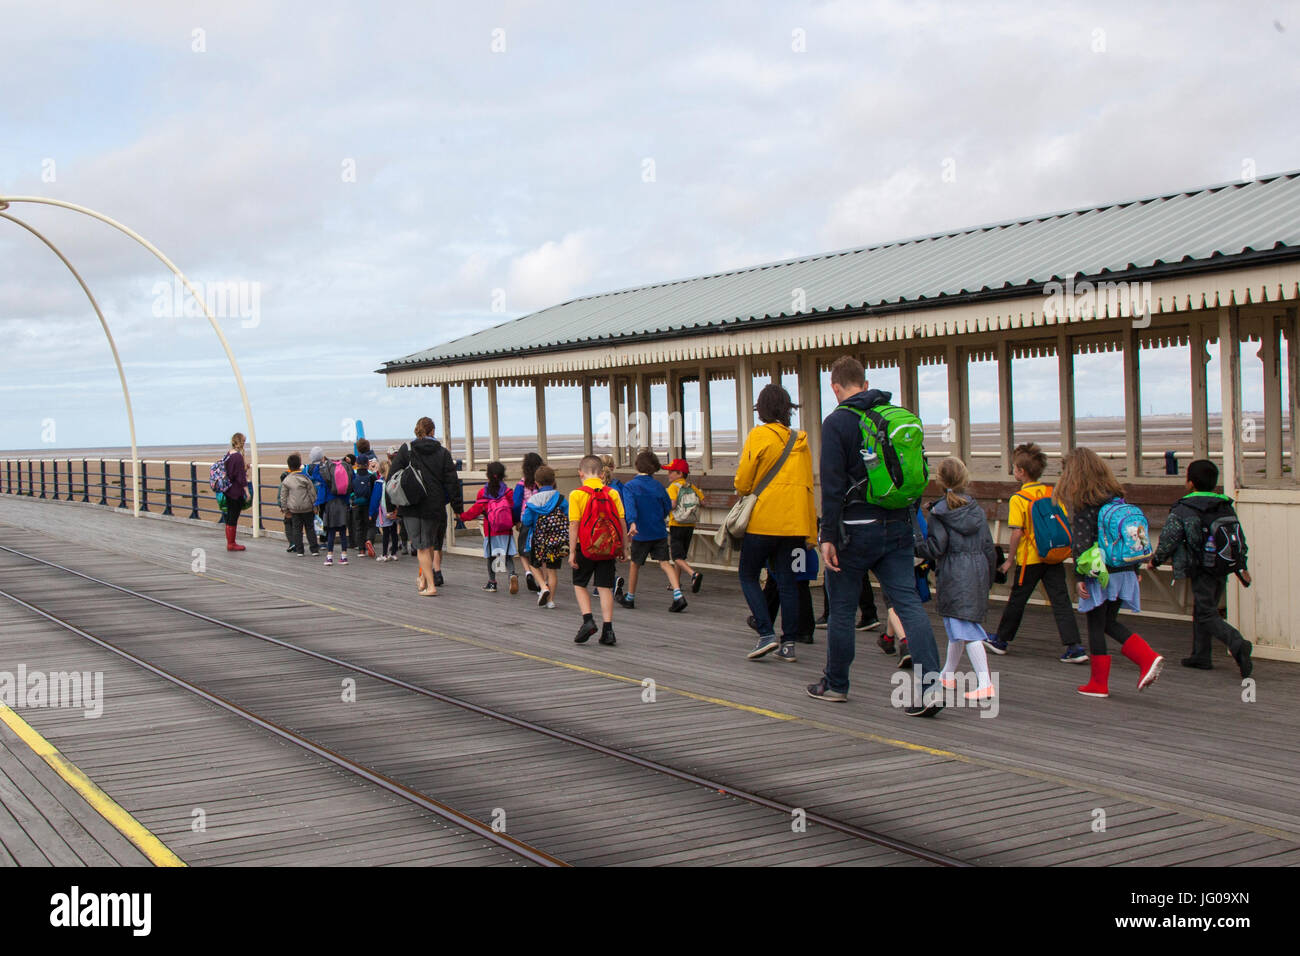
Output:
(1121, 635), (1164, 690)
(1077, 655), (1111, 698)
(225, 524), (246, 552)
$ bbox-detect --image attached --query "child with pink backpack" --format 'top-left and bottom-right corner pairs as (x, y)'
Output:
(458, 461), (519, 593)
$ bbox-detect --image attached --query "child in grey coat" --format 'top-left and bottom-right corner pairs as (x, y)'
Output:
(916, 458), (998, 701)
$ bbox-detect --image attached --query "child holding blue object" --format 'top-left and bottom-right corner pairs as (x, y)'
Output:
(1055, 447), (1163, 698)
(617, 451), (687, 612)
(915, 458), (998, 701)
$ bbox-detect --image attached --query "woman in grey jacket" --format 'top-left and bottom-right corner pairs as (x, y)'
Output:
(916, 458), (998, 701)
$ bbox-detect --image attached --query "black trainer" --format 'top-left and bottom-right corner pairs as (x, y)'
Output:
(575, 620), (598, 644)
(1235, 640), (1254, 679)
(905, 702), (944, 717)
(433, 570), (444, 588)
(669, 596), (688, 613)
(599, 627), (617, 646)
(898, 639), (913, 669)
(856, 616), (881, 631)
(618, 594), (636, 610)
(746, 615), (759, 631)
(614, 576), (627, 600)
(813, 613), (829, 629)
(526, 571), (540, 592)
(1181, 657), (1213, 670)
(691, 571), (703, 593)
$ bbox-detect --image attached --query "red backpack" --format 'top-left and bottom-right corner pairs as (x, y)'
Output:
(578, 485), (623, 559)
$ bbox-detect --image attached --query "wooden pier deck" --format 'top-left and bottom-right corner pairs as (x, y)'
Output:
(0, 493), (1297, 866)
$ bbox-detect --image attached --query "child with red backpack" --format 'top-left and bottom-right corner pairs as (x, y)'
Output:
(986, 442), (1087, 663)
(570, 454), (628, 645)
(1056, 447), (1163, 698)
(458, 461), (519, 593)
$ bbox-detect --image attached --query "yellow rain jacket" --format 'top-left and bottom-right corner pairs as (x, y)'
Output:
(734, 422), (817, 541)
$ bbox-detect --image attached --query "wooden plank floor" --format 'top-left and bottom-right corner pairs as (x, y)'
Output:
(0, 602), (530, 866)
(1, 494), (1298, 866)
(0, 717), (154, 867)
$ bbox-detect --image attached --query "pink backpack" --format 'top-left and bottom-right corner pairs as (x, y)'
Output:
(484, 490), (514, 536)
(332, 460), (350, 495)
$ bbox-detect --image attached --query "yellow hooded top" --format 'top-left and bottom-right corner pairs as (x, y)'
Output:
(734, 422), (817, 541)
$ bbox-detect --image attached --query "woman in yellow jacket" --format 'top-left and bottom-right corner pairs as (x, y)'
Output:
(736, 383), (818, 663)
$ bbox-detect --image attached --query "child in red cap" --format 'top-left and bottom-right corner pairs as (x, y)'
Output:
(665, 459), (704, 593)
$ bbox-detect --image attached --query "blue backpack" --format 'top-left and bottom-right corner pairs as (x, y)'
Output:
(1097, 497), (1153, 566)
(1021, 492), (1072, 563)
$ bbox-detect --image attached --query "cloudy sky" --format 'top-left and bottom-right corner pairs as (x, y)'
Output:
(1, 0), (1296, 452)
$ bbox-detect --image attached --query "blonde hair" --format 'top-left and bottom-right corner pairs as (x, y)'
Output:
(377, 459), (389, 478)
(1055, 446), (1124, 509)
(937, 457), (970, 510)
(230, 432), (246, 453)
(599, 454), (616, 485)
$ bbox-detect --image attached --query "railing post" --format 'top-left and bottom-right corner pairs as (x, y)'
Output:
(81, 459), (89, 503)
(139, 460), (149, 513)
(52, 459), (59, 499)
(39, 460), (46, 499)
(118, 459), (127, 509)
(66, 458), (75, 501)
(161, 461), (174, 516)
(27, 460), (33, 497)
(98, 460), (107, 506)
(189, 462), (200, 520)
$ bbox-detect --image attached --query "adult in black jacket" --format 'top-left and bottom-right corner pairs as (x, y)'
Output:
(391, 416), (464, 596)
(807, 356), (943, 715)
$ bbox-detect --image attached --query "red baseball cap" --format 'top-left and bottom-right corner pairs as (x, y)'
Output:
(665, 459), (689, 475)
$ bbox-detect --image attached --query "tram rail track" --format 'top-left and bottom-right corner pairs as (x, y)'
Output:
(0, 543), (969, 867)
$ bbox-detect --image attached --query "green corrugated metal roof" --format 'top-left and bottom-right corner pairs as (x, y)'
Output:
(383, 171), (1300, 371)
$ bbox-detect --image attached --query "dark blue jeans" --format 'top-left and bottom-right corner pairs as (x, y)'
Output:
(739, 533), (805, 641)
(822, 518), (939, 699)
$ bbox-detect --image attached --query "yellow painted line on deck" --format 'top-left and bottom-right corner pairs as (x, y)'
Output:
(195, 571), (1300, 844)
(0, 703), (186, 866)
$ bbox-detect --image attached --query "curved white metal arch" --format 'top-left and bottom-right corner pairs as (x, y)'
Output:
(0, 209), (141, 516)
(0, 196), (261, 535)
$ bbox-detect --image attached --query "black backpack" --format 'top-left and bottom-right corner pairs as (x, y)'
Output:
(350, 469), (376, 507)
(1196, 499), (1249, 583)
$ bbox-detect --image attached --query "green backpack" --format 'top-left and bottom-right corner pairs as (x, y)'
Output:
(840, 402), (929, 510)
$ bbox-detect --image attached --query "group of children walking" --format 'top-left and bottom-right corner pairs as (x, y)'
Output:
(913, 442), (1253, 702)
(274, 432), (1254, 694)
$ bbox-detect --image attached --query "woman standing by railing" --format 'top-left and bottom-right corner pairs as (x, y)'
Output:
(223, 432), (251, 552)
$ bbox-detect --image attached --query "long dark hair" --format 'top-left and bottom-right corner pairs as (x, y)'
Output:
(521, 452), (544, 489)
(485, 461), (506, 497)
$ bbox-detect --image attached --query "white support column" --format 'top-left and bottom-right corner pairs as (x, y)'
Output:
(997, 339), (1015, 475)
(1057, 330), (1076, 458)
(736, 354), (754, 448)
(945, 343), (971, 463)
(440, 383), (452, 459)
(665, 368), (681, 458)
(462, 382), (476, 472)
(636, 372), (651, 452)
(1122, 326), (1143, 478)
(799, 353), (822, 475)
(1287, 307), (1300, 484)
(1189, 321), (1210, 462)
(607, 375), (623, 467)
(581, 377), (593, 457)
(487, 380), (500, 463)
(1218, 307), (1242, 493)
(534, 378), (549, 460)
(698, 366), (714, 472)
(899, 347), (919, 413)
(1262, 317), (1283, 480)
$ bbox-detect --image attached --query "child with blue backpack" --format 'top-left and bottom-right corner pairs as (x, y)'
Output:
(458, 461), (518, 593)
(986, 442), (1087, 663)
(1055, 447), (1163, 698)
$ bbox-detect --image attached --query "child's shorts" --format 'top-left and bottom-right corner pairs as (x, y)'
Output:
(572, 550), (616, 589)
(669, 525), (694, 561)
(630, 538), (670, 565)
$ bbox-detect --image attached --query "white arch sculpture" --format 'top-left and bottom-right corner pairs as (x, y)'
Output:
(0, 196), (261, 536)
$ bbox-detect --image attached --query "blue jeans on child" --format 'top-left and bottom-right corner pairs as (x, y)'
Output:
(821, 517), (940, 701)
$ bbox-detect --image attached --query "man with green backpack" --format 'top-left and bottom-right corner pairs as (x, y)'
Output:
(807, 356), (943, 716)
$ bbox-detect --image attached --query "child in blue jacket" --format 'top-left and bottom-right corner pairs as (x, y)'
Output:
(617, 451), (687, 612)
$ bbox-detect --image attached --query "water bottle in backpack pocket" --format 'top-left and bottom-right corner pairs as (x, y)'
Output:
(1097, 497), (1152, 566)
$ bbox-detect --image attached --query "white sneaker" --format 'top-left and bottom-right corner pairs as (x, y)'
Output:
(546, 602), (556, 609)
